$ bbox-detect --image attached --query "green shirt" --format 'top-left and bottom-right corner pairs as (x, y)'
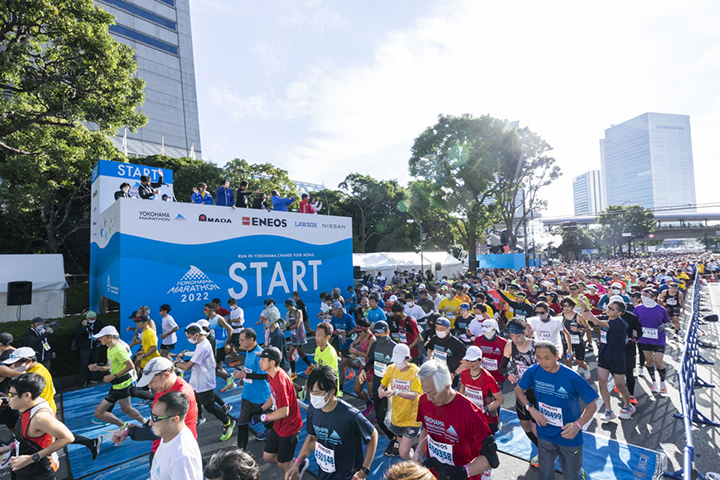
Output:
(108, 341), (133, 390)
(314, 343), (340, 393)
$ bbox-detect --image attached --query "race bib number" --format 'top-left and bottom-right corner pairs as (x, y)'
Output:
(244, 367), (252, 384)
(538, 402), (564, 427)
(666, 298), (677, 306)
(427, 436), (454, 465)
(315, 443), (336, 473)
(433, 350), (448, 363)
(482, 358), (498, 371)
(392, 379), (411, 393)
(398, 332), (408, 343)
(570, 335), (581, 345)
(516, 365), (528, 379)
(464, 385), (484, 406)
(538, 331), (552, 342)
(374, 362), (388, 378)
(600, 331), (607, 344)
(642, 327), (659, 340)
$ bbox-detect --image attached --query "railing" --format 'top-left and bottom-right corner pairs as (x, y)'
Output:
(663, 269), (718, 480)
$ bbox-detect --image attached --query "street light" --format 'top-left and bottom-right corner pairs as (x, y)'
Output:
(407, 219), (424, 274)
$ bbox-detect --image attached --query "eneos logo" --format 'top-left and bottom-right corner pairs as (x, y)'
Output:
(241, 216), (287, 228)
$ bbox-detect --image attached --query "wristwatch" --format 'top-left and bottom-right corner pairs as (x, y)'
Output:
(32, 453), (41, 462)
(359, 466), (370, 475)
(525, 403), (533, 411)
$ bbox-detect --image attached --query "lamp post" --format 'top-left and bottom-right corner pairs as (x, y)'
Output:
(407, 219), (424, 274)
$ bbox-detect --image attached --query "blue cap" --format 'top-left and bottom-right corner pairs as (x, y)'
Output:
(435, 317), (451, 328)
(459, 303), (471, 310)
(332, 301), (343, 309)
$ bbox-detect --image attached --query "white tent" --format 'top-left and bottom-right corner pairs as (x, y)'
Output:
(353, 251), (463, 280)
(0, 254), (66, 322)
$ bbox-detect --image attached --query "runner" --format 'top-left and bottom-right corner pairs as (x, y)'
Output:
(438, 288), (463, 328)
(426, 318), (466, 387)
(459, 346), (504, 434)
(454, 303), (475, 345)
(226, 298), (245, 366)
(158, 305), (178, 360)
(330, 301), (357, 360)
(391, 303), (421, 363)
(285, 299), (310, 380)
(3, 373), (74, 480)
(203, 303), (235, 392)
(657, 282), (684, 339)
(287, 366), (378, 480)
(613, 295), (643, 405)
(130, 315), (161, 373)
(414, 360), (500, 480)
(515, 341), (598, 480)
(292, 291), (314, 337)
(231, 328), (272, 447)
(378, 343), (422, 460)
(635, 288), (672, 394)
(257, 347), (304, 476)
(174, 323), (235, 441)
(366, 294), (387, 324)
(314, 322), (340, 395)
(472, 320), (507, 386)
(527, 302), (571, 354)
(559, 297), (593, 380)
(358, 321), (398, 456)
(339, 318), (375, 407)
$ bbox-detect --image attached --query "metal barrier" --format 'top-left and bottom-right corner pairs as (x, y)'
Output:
(664, 270), (718, 480)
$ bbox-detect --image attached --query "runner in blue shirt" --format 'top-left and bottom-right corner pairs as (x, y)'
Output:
(232, 328), (272, 447)
(516, 340), (598, 480)
(366, 295), (387, 324)
(330, 302), (357, 355)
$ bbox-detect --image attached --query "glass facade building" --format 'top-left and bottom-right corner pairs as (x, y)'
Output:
(573, 170), (603, 215)
(600, 113), (695, 213)
(95, 0), (202, 159)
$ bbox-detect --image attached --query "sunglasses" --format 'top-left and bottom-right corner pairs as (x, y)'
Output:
(7, 391), (16, 398)
(536, 310), (547, 314)
(150, 413), (176, 423)
(607, 307), (618, 312)
(561, 304), (572, 308)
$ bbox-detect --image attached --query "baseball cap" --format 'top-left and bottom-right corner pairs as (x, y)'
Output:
(196, 319), (210, 328)
(459, 303), (470, 311)
(332, 301), (343, 310)
(258, 347), (282, 363)
(586, 284), (597, 291)
(92, 325), (119, 339)
(611, 282), (623, 288)
(85, 310), (98, 319)
(481, 319), (498, 332)
(136, 314), (151, 323)
(435, 317), (451, 328)
(30, 317), (44, 325)
(185, 322), (205, 335)
(418, 283), (426, 290)
(373, 321), (389, 333)
(3, 347), (36, 364)
(463, 346), (483, 362)
(609, 295), (625, 304)
(388, 295), (398, 302)
(137, 357), (174, 388)
(391, 344), (411, 364)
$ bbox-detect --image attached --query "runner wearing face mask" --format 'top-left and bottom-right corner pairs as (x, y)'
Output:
(438, 289), (463, 329)
(426, 318), (467, 387)
(635, 288), (672, 394)
(527, 302), (571, 355)
(597, 282), (629, 311)
(459, 346), (504, 434)
(378, 344), (422, 460)
(472, 320), (507, 386)
(287, 366), (377, 480)
(454, 303), (475, 345)
(558, 297), (593, 381)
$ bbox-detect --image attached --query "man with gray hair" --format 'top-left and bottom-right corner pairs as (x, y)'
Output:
(413, 359), (499, 480)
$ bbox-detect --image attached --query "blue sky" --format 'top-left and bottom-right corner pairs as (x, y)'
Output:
(189, 0), (720, 217)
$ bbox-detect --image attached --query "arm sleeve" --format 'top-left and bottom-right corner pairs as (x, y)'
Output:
(364, 344), (376, 373)
(127, 424), (159, 442)
(245, 373), (269, 380)
(150, 176), (163, 189)
(498, 291), (521, 309)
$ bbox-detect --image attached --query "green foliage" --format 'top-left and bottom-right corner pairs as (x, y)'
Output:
(136, 155), (224, 203)
(554, 227), (598, 260)
(406, 180), (465, 252)
(223, 158), (297, 198)
(598, 205), (656, 256)
(0, 0), (146, 156)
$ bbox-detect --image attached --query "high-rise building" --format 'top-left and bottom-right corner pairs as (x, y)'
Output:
(600, 113), (696, 213)
(572, 170), (604, 215)
(95, 0), (202, 159)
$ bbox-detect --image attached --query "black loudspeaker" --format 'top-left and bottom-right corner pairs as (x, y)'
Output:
(7, 281), (32, 306)
(435, 262), (441, 271)
(353, 266), (363, 279)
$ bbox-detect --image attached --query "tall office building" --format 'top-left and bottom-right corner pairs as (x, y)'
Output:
(95, 0), (202, 159)
(573, 170), (604, 215)
(600, 113), (695, 213)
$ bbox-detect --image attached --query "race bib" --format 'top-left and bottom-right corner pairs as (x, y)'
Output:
(570, 335), (581, 345)
(374, 362), (388, 378)
(427, 436), (454, 465)
(600, 331), (607, 344)
(315, 443), (336, 473)
(398, 332), (408, 343)
(666, 298), (677, 306)
(392, 379), (411, 393)
(539, 402), (563, 427)
(464, 385), (484, 406)
(642, 327), (659, 340)
(433, 350), (448, 364)
(482, 358), (498, 371)
(516, 364), (528, 379)
(538, 331), (552, 341)
(244, 367), (252, 384)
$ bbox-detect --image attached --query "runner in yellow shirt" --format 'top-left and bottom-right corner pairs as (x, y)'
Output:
(438, 289), (463, 329)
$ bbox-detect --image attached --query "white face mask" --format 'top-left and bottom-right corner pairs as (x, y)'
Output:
(88, 320), (95, 325)
(408, 302), (414, 307)
(310, 392), (331, 410)
(394, 360), (408, 369)
(641, 296), (657, 308)
(188, 336), (198, 344)
(436, 330), (448, 339)
(445, 294), (452, 299)
(13, 364), (29, 373)
(612, 289), (621, 295)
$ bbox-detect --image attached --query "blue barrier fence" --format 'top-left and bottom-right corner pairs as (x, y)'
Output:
(663, 270), (718, 480)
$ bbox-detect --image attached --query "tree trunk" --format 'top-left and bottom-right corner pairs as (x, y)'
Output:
(467, 217), (478, 272)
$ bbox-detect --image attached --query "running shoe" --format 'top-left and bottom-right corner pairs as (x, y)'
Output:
(256, 429), (270, 441)
(582, 368), (592, 381)
(650, 382), (659, 393)
(346, 370), (356, 381)
(229, 360), (242, 367)
(220, 379), (237, 392)
(197, 415), (207, 426)
(220, 419), (236, 441)
(304, 364), (315, 375)
(613, 386), (620, 394)
(530, 454), (539, 468)
(629, 396), (638, 405)
(660, 382), (668, 394)
(291, 372), (298, 381)
(602, 410), (616, 422)
(297, 389), (307, 402)
(618, 405), (635, 420)
(361, 404), (375, 417)
(92, 436), (102, 460)
(223, 404), (233, 414)
(384, 441), (399, 457)
(581, 469), (587, 480)
(298, 458), (310, 477)
(91, 418), (108, 426)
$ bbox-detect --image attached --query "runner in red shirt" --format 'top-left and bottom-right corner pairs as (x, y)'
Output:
(257, 347), (302, 476)
(459, 346), (504, 434)
(414, 359), (500, 480)
(473, 320), (508, 385)
(391, 303), (421, 360)
(585, 285), (602, 316)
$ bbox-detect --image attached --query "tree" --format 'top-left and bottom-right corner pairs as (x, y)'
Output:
(137, 155), (223, 203)
(223, 158), (298, 205)
(597, 205), (655, 257)
(554, 226), (598, 261)
(0, 0), (146, 156)
(406, 180), (466, 252)
(492, 127), (561, 251)
(409, 114), (511, 271)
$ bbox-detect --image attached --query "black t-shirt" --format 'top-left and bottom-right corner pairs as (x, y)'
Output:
(307, 399), (375, 479)
(268, 327), (291, 373)
(595, 315), (628, 362)
(0, 349), (12, 393)
(426, 334), (467, 373)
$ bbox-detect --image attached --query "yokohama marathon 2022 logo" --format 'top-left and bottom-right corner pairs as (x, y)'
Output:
(167, 265), (221, 303)
(199, 214), (232, 223)
(139, 211), (170, 221)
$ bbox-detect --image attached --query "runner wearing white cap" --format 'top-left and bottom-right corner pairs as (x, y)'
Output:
(459, 346), (504, 434)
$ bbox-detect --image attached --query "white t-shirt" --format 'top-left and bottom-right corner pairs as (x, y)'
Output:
(468, 318), (485, 339)
(528, 316), (566, 351)
(432, 295), (443, 311)
(161, 315), (178, 346)
(189, 339), (216, 393)
(151, 427), (203, 480)
(405, 304), (426, 322)
(229, 306), (244, 333)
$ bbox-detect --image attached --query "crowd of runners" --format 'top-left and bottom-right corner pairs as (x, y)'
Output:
(0, 253), (717, 480)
